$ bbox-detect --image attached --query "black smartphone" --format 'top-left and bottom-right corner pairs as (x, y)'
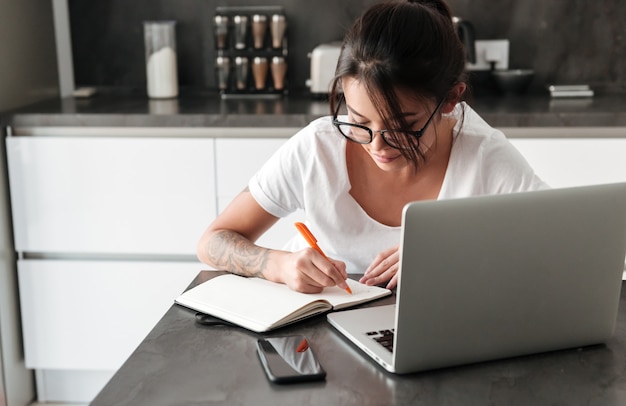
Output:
(256, 335), (326, 383)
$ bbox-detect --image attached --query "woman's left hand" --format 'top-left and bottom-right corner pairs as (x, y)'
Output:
(359, 244), (400, 289)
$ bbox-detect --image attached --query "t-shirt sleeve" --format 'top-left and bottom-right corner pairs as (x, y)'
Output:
(481, 135), (550, 193)
(442, 120), (550, 199)
(248, 131), (307, 218)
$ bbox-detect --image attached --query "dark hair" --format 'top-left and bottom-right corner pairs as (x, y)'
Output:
(329, 0), (467, 166)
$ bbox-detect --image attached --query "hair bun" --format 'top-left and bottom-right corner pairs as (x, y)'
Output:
(408, 0), (453, 20)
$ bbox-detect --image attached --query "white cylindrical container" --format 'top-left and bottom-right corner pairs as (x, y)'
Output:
(144, 21), (178, 99)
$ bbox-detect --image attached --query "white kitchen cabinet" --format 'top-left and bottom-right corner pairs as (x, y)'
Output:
(508, 137), (626, 188)
(6, 136), (215, 255)
(18, 259), (202, 370)
(215, 137), (305, 249)
(6, 134), (215, 403)
(6, 131), (308, 403)
(19, 259), (201, 402)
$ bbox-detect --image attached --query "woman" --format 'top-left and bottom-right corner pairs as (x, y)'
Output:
(197, 0), (547, 292)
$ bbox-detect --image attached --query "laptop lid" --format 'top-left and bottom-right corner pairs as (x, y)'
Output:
(392, 183), (626, 373)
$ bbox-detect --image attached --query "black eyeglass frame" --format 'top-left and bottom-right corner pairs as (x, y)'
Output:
(331, 96), (446, 149)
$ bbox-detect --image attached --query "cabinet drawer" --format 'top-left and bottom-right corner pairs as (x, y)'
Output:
(18, 259), (202, 370)
(7, 137), (216, 255)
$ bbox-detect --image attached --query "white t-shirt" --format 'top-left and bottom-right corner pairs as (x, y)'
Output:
(249, 102), (548, 273)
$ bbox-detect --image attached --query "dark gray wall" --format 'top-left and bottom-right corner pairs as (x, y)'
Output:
(451, 0), (626, 94)
(0, 0), (59, 110)
(68, 0), (626, 95)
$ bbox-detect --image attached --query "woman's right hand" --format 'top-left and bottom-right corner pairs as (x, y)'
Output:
(277, 248), (348, 293)
(198, 189), (348, 293)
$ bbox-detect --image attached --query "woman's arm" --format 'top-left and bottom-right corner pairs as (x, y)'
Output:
(197, 188), (280, 277)
(197, 188), (348, 293)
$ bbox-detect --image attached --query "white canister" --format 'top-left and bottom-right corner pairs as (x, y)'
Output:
(144, 21), (178, 98)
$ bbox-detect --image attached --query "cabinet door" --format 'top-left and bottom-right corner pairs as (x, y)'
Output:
(215, 138), (304, 249)
(7, 137), (216, 255)
(18, 259), (202, 370)
(509, 138), (626, 188)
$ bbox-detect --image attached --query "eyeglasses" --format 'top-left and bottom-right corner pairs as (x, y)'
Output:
(332, 97), (445, 150)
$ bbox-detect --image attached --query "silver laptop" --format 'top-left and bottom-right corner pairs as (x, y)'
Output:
(327, 183), (626, 374)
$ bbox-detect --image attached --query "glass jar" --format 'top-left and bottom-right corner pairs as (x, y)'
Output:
(144, 21), (178, 98)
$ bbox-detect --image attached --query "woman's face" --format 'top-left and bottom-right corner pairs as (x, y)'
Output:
(341, 77), (441, 172)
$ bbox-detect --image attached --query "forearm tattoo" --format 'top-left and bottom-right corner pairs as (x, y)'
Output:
(206, 230), (269, 278)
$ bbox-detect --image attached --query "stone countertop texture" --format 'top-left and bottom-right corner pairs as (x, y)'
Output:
(2, 92), (625, 134)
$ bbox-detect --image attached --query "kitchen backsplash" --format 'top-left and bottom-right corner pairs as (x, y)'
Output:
(68, 0), (625, 95)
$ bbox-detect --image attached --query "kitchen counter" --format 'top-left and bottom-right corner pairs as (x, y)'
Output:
(92, 271), (626, 406)
(2, 92), (625, 137)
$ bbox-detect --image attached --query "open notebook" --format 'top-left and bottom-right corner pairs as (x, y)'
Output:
(176, 274), (390, 333)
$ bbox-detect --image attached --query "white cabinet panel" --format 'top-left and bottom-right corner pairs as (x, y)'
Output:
(510, 138), (626, 188)
(215, 138), (304, 249)
(18, 259), (202, 370)
(35, 369), (115, 404)
(215, 137), (288, 201)
(7, 137), (216, 255)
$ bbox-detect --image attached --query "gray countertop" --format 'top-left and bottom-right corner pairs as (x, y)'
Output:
(91, 271), (626, 406)
(2, 91), (626, 135)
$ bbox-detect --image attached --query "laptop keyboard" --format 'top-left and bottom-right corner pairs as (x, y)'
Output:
(367, 329), (395, 352)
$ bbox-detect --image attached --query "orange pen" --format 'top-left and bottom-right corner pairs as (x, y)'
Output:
(295, 337), (309, 353)
(294, 222), (352, 294)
